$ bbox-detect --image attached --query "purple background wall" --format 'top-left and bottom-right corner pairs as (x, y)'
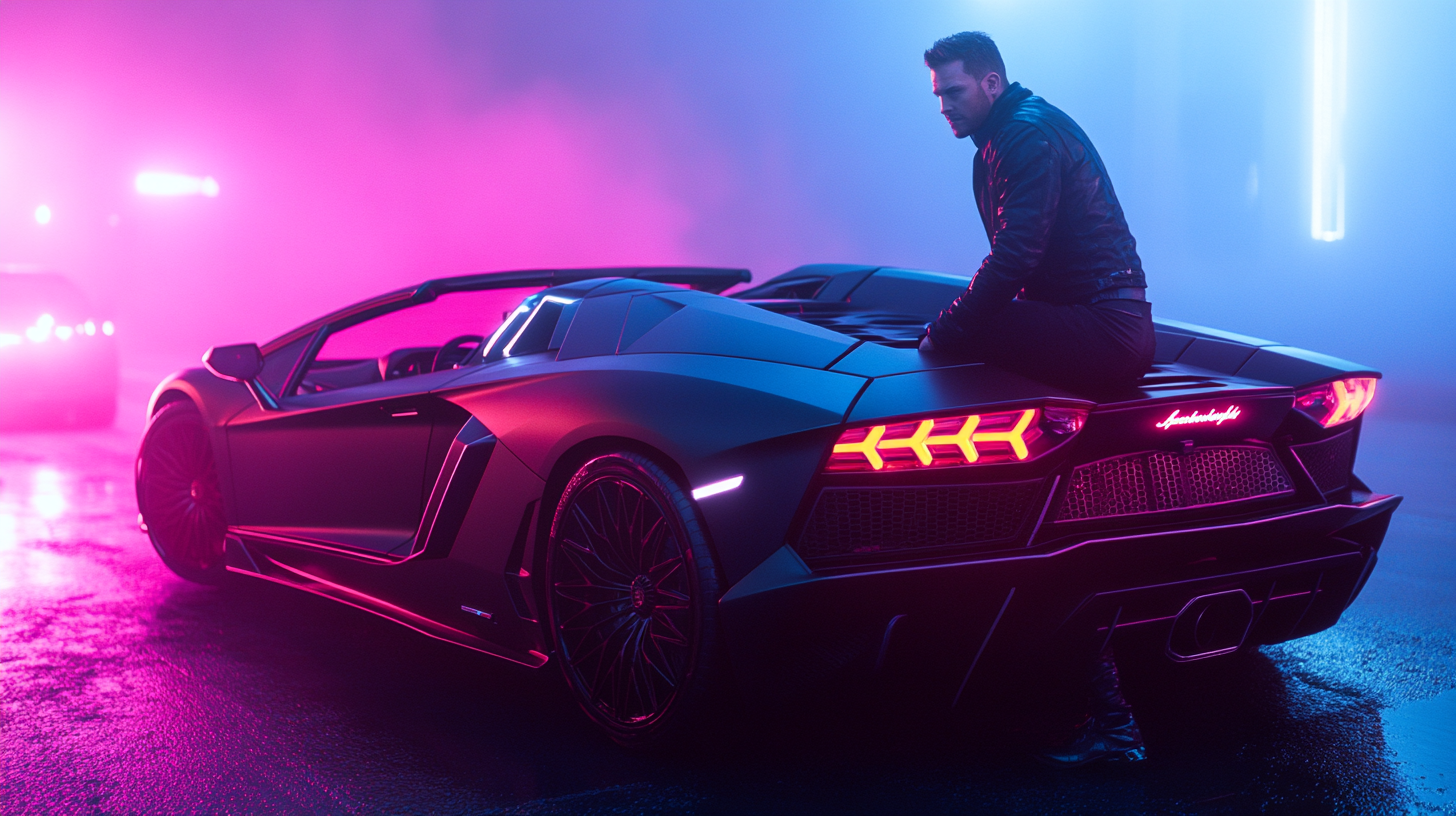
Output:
(2, 1), (1452, 415)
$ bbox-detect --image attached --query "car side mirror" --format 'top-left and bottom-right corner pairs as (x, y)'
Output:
(203, 343), (278, 410)
(204, 343), (264, 382)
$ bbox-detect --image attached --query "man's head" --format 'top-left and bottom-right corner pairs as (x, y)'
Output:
(925, 31), (1007, 139)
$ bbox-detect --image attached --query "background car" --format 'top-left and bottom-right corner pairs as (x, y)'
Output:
(135, 264), (1399, 746)
(0, 266), (119, 429)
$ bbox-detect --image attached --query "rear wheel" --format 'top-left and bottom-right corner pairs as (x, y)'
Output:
(136, 401), (227, 584)
(544, 452), (728, 748)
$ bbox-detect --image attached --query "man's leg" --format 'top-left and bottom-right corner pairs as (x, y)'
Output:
(932, 299), (1155, 390)
(928, 299), (1154, 764)
(1034, 645), (1148, 767)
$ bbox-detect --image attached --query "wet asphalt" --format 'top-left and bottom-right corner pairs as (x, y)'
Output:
(1, 376), (1453, 815)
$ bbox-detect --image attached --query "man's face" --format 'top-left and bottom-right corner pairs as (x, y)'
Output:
(932, 61), (1001, 139)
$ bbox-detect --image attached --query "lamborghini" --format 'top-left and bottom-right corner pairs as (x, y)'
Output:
(136, 264), (1399, 744)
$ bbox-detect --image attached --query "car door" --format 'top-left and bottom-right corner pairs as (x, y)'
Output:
(225, 371), (463, 554)
(223, 289), (527, 554)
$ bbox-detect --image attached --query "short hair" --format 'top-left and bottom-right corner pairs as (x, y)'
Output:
(924, 31), (1007, 82)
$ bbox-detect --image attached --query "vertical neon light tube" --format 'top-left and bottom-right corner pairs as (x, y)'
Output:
(1311, 0), (1347, 241)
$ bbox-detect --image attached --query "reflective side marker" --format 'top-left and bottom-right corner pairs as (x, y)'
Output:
(692, 475), (743, 501)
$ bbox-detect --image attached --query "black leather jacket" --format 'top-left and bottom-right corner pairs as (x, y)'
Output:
(929, 83), (1145, 334)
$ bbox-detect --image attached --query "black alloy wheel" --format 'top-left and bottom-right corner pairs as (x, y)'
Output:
(136, 401), (228, 584)
(545, 452), (727, 747)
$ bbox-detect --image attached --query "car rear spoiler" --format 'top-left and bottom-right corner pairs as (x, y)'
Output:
(424, 266), (751, 297)
(260, 266), (751, 355)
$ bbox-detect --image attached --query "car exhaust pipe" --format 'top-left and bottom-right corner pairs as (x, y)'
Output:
(1166, 589), (1253, 661)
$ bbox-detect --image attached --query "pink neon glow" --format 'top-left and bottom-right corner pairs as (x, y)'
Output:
(23, 314), (53, 343)
(30, 467), (66, 520)
(135, 171), (220, 197)
(0, 4), (752, 360)
(5, 312), (109, 346)
(1155, 405), (1242, 430)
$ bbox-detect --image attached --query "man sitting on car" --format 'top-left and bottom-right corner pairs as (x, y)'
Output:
(919, 31), (1152, 766)
(919, 31), (1153, 391)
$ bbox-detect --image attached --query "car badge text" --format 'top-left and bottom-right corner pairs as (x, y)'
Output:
(1155, 405), (1242, 430)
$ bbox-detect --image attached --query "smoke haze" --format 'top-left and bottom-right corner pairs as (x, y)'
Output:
(1, 0), (1451, 414)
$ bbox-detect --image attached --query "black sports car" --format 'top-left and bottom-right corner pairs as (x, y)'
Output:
(136, 264), (1399, 745)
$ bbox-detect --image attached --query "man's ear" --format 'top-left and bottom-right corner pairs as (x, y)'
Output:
(983, 72), (1003, 96)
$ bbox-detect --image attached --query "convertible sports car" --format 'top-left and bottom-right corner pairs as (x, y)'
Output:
(136, 264), (1400, 745)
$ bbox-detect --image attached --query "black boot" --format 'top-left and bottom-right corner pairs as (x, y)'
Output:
(1035, 647), (1147, 768)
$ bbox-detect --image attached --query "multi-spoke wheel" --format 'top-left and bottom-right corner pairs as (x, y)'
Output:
(545, 452), (727, 747)
(136, 401), (227, 584)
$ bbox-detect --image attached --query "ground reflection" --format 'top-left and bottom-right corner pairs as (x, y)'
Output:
(30, 465), (66, 519)
(0, 426), (1444, 814)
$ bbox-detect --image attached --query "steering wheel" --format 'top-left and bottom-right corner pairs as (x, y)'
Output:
(383, 349), (438, 380)
(432, 334), (486, 372)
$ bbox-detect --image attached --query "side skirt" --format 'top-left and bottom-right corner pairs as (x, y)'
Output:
(225, 534), (549, 669)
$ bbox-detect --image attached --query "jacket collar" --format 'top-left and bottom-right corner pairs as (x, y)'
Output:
(971, 82), (1033, 148)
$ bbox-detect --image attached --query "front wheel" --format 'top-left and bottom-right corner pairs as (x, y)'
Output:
(544, 451), (729, 748)
(136, 400), (227, 584)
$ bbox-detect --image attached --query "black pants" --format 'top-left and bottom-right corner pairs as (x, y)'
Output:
(933, 299), (1156, 390)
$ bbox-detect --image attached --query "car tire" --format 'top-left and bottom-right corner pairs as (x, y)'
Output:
(544, 451), (729, 748)
(136, 400), (228, 585)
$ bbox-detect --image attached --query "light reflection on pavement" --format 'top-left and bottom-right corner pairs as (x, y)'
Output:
(0, 383), (1452, 814)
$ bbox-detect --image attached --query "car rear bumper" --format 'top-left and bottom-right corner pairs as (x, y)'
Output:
(718, 492), (1400, 708)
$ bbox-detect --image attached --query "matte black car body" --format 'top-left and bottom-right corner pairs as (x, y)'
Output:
(140, 264), (1400, 718)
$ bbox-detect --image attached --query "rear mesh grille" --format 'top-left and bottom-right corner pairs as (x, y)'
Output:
(1292, 431), (1354, 494)
(1058, 446), (1292, 521)
(796, 481), (1042, 561)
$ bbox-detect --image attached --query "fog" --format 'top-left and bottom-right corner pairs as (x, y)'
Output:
(2, 0), (1452, 416)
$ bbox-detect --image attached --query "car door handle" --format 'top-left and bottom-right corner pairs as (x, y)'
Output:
(390, 410), (419, 418)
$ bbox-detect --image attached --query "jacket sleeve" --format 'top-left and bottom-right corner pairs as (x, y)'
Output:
(928, 124), (1061, 347)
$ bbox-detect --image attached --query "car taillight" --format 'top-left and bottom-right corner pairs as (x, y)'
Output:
(826, 405), (1088, 473)
(1294, 377), (1377, 428)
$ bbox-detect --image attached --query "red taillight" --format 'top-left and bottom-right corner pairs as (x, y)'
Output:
(1294, 377), (1377, 428)
(826, 406), (1087, 473)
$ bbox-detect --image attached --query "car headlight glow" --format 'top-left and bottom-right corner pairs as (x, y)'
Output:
(1294, 377), (1377, 428)
(1, 314), (112, 348)
(826, 405), (1088, 472)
